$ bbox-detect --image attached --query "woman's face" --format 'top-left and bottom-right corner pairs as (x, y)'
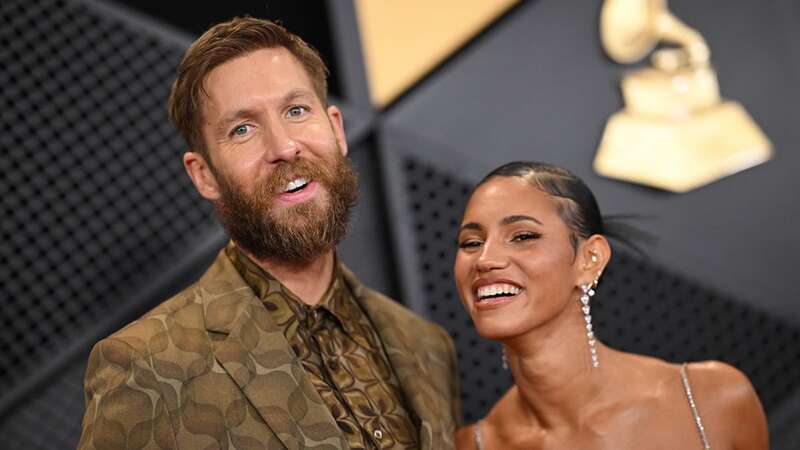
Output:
(454, 176), (583, 340)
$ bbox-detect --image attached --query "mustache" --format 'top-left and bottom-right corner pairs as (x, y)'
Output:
(253, 158), (331, 199)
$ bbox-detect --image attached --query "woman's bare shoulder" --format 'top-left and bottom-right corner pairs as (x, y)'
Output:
(610, 355), (767, 448)
(685, 360), (769, 449)
(685, 360), (759, 406)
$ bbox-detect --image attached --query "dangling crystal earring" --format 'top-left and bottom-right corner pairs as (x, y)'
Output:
(501, 346), (508, 370)
(580, 282), (599, 368)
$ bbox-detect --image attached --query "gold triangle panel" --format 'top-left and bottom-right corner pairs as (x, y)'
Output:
(355, 0), (519, 107)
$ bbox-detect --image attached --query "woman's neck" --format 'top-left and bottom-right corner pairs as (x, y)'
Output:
(500, 307), (618, 430)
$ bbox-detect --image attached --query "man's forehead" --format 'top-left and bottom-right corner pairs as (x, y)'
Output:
(206, 48), (310, 88)
(200, 48), (316, 109)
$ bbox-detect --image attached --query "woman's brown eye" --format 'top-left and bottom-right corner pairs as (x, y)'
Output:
(513, 232), (541, 242)
(459, 240), (482, 249)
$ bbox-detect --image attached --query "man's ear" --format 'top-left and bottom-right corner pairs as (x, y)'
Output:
(183, 151), (221, 200)
(326, 104), (348, 157)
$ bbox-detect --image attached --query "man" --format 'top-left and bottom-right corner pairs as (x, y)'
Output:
(78, 17), (460, 450)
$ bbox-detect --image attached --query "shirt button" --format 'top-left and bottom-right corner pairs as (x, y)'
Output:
(328, 359), (340, 372)
(373, 429), (383, 440)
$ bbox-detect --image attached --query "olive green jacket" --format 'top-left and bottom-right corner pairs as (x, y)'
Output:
(78, 250), (460, 449)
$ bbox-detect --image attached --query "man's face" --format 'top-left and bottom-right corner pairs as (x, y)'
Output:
(188, 47), (357, 262)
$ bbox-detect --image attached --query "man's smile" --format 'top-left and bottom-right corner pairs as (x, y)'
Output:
(276, 179), (318, 205)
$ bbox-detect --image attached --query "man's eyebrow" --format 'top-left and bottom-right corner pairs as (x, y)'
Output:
(215, 108), (260, 136)
(284, 88), (315, 103)
(500, 214), (543, 226)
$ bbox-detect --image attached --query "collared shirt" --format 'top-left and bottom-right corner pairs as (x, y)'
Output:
(227, 244), (419, 449)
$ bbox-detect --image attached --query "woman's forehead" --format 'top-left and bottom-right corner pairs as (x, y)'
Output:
(471, 177), (548, 203)
(465, 177), (561, 219)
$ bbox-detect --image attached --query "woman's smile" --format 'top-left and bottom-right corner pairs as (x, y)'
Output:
(472, 279), (525, 310)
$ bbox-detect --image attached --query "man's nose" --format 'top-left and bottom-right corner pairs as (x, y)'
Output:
(262, 120), (300, 163)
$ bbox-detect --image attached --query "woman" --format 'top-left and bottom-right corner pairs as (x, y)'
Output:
(453, 162), (768, 450)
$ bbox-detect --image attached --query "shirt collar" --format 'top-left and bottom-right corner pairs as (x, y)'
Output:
(225, 242), (372, 349)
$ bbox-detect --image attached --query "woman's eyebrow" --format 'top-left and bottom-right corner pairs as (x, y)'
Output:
(501, 214), (542, 226)
(458, 222), (482, 233)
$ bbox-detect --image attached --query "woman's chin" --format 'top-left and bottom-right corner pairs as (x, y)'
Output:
(467, 300), (533, 340)
(472, 319), (528, 342)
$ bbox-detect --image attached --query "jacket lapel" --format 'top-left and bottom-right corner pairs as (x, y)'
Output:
(342, 267), (456, 450)
(200, 252), (348, 449)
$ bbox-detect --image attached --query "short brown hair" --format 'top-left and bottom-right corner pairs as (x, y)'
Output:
(167, 17), (329, 160)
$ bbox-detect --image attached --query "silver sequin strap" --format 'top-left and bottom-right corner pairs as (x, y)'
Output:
(680, 363), (712, 450)
(474, 420), (485, 450)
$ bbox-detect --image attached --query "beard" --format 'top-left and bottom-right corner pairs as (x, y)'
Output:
(212, 151), (358, 264)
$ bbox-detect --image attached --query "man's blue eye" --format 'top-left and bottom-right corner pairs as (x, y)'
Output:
(288, 106), (307, 117)
(233, 124), (250, 136)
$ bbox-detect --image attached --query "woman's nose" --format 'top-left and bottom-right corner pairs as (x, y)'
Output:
(475, 244), (508, 272)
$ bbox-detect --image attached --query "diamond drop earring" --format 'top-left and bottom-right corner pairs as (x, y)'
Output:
(580, 282), (599, 368)
(501, 346), (508, 370)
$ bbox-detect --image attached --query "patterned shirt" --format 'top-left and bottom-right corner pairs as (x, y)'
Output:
(226, 244), (419, 449)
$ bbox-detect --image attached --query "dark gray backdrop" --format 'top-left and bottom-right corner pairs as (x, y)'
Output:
(1, 0), (798, 448)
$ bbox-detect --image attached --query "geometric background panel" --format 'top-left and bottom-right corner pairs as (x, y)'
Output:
(0, 0), (215, 399)
(0, 357), (87, 449)
(354, 0), (519, 106)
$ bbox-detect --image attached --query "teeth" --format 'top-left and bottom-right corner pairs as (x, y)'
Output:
(284, 177), (309, 192)
(477, 283), (522, 299)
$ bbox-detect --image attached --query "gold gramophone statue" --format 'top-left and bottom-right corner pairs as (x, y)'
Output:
(594, 0), (772, 192)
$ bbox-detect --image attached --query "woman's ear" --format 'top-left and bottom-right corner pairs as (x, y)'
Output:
(578, 234), (611, 285)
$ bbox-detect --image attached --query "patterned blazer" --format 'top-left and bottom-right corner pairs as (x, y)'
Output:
(78, 250), (461, 449)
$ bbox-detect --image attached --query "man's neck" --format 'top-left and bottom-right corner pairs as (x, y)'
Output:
(238, 245), (336, 306)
